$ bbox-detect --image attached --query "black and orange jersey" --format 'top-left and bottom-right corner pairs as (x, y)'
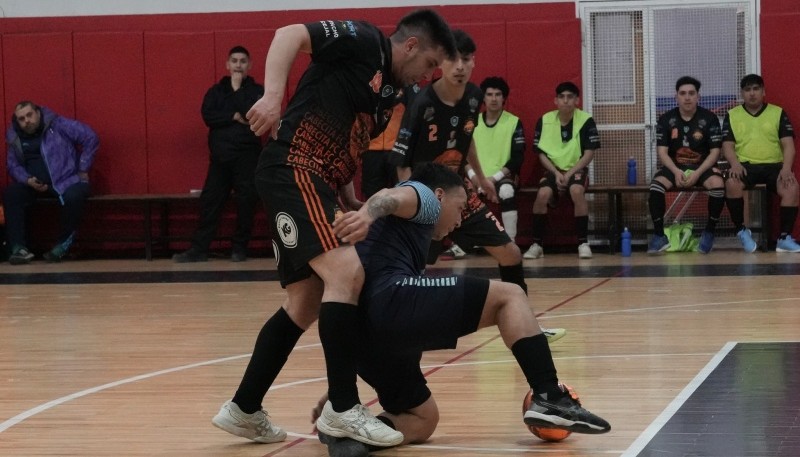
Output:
(264, 20), (399, 188)
(391, 82), (483, 175)
(656, 106), (722, 167)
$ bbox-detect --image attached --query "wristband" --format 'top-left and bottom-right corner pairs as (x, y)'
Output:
(467, 169), (477, 180)
(492, 171), (505, 182)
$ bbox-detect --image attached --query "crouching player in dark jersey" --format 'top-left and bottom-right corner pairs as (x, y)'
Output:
(313, 163), (611, 456)
(391, 29), (566, 343)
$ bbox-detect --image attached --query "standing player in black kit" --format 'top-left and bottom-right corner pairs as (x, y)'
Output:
(392, 29), (566, 343)
(211, 10), (456, 450)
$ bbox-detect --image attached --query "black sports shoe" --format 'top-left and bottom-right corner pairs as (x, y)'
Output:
(318, 431), (370, 457)
(172, 248), (208, 263)
(523, 385), (611, 434)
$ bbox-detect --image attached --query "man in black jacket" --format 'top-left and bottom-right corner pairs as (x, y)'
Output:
(174, 46), (264, 262)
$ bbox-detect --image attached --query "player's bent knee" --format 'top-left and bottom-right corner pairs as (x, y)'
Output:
(498, 183), (515, 200)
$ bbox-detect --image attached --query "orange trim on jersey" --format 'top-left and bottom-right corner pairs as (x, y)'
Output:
(294, 168), (339, 251)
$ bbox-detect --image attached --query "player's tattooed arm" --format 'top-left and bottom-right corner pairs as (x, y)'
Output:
(332, 186), (418, 243)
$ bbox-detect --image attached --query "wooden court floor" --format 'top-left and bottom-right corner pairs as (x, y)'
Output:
(1, 249), (799, 456)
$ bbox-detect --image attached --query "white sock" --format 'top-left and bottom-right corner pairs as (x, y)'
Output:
(502, 210), (518, 241)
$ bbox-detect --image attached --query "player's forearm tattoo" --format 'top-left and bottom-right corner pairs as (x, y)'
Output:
(367, 194), (399, 219)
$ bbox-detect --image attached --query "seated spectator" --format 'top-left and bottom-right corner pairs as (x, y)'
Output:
(4, 101), (99, 264)
(173, 46), (264, 263)
(646, 76), (724, 255)
(722, 73), (800, 253)
(524, 82), (600, 260)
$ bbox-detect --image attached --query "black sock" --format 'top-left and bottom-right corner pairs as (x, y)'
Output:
(726, 197), (745, 231)
(499, 263), (527, 295)
(779, 206), (798, 238)
(319, 302), (361, 412)
(575, 215), (589, 244)
(532, 214), (547, 244)
(649, 191), (666, 236)
(511, 334), (561, 399)
(233, 307), (304, 414)
(706, 191), (725, 232)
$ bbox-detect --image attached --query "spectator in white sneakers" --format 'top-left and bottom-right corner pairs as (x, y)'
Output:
(524, 82), (600, 260)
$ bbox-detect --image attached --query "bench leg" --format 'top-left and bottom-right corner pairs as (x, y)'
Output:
(145, 202), (153, 261)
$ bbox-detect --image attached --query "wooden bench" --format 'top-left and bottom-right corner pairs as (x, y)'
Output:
(84, 193), (199, 260)
(33, 193), (269, 261)
(516, 184), (770, 253)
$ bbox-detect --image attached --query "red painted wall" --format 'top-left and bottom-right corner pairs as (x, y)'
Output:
(4, 1), (798, 246)
(1, 3), (577, 194)
(761, 0), (800, 239)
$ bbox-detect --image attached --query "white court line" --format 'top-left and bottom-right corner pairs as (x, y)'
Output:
(0, 342), (321, 434)
(619, 341), (737, 457)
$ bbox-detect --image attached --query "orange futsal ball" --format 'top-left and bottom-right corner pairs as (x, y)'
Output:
(522, 387), (573, 442)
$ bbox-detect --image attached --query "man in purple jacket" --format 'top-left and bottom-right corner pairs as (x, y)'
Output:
(4, 101), (99, 264)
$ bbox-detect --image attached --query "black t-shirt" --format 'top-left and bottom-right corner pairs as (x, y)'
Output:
(391, 82), (483, 175)
(721, 103), (795, 142)
(20, 126), (50, 183)
(532, 115), (601, 154)
(264, 20), (398, 188)
(656, 106), (722, 167)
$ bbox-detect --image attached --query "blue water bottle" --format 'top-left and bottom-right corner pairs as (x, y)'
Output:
(621, 227), (632, 257)
(627, 157), (637, 185)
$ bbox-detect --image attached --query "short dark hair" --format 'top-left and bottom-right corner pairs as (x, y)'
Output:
(740, 73), (764, 89)
(14, 100), (39, 112)
(229, 46), (250, 57)
(481, 76), (509, 99)
(452, 29), (476, 56)
(555, 81), (580, 97)
(675, 76), (701, 92)
(410, 162), (463, 191)
(392, 9), (456, 60)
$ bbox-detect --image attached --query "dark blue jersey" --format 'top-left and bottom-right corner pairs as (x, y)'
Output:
(356, 180), (441, 297)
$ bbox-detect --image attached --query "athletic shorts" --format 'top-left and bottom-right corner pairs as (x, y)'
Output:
(653, 166), (722, 187)
(738, 162), (782, 193)
(426, 206), (511, 264)
(357, 349), (430, 414)
(453, 206), (512, 248)
(539, 167), (589, 193)
(255, 161), (341, 287)
(357, 275), (489, 412)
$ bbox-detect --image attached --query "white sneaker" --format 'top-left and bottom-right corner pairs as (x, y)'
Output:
(315, 401), (404, 447)
(541, 327), (566, 344)
(440, 243), (467, 260)
(578, 243), (592, 259)
(524, 243), (544, 259)
(211, 400), (287, 443)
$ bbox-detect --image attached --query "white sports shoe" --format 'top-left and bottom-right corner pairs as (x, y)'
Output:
(578, 243), (592, 259)
(315, 401), (404, 447)
(541, 327), (566, 344)
(523, 243), (544, 259)
(211, 400), (287, 443)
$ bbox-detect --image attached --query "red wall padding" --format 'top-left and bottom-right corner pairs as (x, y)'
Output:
(1, 3), (577, 195)
(74, 32), (148, 193)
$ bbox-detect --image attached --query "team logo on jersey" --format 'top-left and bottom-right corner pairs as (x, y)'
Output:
(369, 71), (383, 94)
(381, 85), (394, 98)
(692, 130), (704, 141)
(272, 240), (280, 265)
(423, 107), (435, 122)
(275, 212), (298, 248)
(464, 118), (475, 134)
(450, 116), (459, 127)
(671, 128), (678, 139)
(469, 97), (479, 111)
